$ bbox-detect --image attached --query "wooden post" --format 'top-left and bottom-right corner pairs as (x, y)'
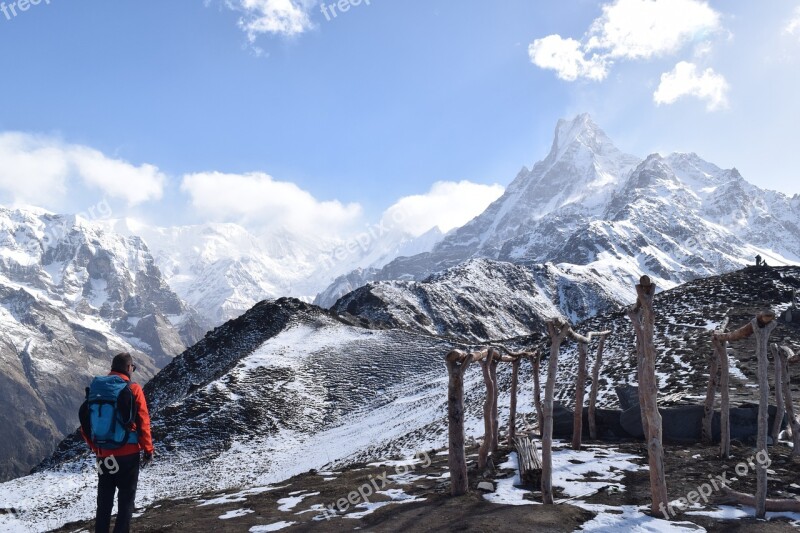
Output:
(714, 316), (759, 459)
(572, 342), (588, 450)
(490, 349), (500, 455)
(702, 348), (720, 445)
(542, 319), (570, 505)
(702, 309), (730, 446)
(628, 276), (669, 518)
(478, 350), (495, 470)
(777, 345), (800, 457)
(588, 334), (607, 441)
(772, 344), (785, 443)
(718, 336), (731, 458)
(752, 313), (778, 519)
(721, 346), (800, 511)
(713, 316), (732, 456)
(532, 351), (543, 434)
(509, 357), (520, 443)
(445, 349), (474, 496)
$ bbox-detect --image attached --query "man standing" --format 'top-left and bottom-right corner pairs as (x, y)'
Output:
(80, 353), (155, 533)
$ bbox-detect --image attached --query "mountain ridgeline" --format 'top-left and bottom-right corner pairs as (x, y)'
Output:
(317, 114), (800, 312)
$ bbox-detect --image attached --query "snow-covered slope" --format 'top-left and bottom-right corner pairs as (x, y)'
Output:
(0, 206), (206, 481)
(332, 259), (623, 341)
(318, 114), (800, 311)
(108, 220), (444, 325)
(6, 266), (798, 532)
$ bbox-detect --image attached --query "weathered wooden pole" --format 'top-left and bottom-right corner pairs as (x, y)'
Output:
(703, 313), (730, 448)
(628, 276), (669, 518)
(509, 356), (520, 443)
(445, 349), (475, 496)
(542, 319), (570, 505)
(571, 341), (588, 450)
(714, 317), (756, 459)
(776, 345), (800, 457)
(702, 346), (721, 445)
(752, 312), (778, 519)
(722, 352), (800, 514)
(532, 351), (544, 434)
(588, 334), (607, 441)
(478, 348), (500, 470)
(718, 336), (731, 458)
(772, 344), (785, 443)
(490, 349), (500, 455)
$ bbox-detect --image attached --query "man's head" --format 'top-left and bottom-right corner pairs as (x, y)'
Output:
(111, 352), (136, 378)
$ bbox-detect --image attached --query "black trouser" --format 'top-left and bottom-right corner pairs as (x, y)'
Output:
(95, 453), (140, 533)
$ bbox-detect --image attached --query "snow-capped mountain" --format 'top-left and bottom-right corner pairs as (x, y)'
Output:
(0, 206), (206, 481)
(7, 266), (798, 532)
(318, 114), (800, 309)
(107, 219), (444, 325)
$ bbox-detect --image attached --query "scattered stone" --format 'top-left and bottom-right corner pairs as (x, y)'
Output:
(477, 482), (495, 492)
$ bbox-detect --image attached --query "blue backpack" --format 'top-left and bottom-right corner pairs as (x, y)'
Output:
(80, 376), (139, 450)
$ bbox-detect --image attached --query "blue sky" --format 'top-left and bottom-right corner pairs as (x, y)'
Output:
(1, 0), (799, 238)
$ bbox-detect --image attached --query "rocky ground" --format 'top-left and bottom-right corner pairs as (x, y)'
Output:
(50, 435), (800, 533)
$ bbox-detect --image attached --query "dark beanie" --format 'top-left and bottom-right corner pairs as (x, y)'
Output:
(111, 352), (133, 376)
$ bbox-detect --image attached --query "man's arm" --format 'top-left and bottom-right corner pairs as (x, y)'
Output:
(131, 384), (154, 454)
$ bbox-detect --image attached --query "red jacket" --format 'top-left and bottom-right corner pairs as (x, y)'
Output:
(81, 371), (154, 457)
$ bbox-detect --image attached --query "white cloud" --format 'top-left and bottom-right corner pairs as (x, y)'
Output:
(71, 147), (166, 206)
(225, 0), (315, 41)
(586, 0), (720, 59)
(381, 181), (505, 237)
(786, 6), (800, 36)
(528, 35), (608, 81)
(653, 61), (729, 111)
(529, 0), (721, 81)
(0, 132), (165, 208)
(180, 171), (362, 237)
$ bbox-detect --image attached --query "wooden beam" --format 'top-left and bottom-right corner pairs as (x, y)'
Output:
(721, 486), (800, 512)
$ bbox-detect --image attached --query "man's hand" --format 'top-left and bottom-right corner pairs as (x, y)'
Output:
(142, 450), (155, 468)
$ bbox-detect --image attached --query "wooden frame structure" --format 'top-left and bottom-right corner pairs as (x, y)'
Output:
(444, 347), (537, 496)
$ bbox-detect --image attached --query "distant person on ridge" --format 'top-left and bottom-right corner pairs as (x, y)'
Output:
(755, 254), (762, 266)
(79, 352), (155, 533)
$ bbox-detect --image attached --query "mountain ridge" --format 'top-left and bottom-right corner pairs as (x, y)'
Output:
(317, 114), (800, 309)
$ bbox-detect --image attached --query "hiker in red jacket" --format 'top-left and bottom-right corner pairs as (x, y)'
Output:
(80, 353), (155, 533)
